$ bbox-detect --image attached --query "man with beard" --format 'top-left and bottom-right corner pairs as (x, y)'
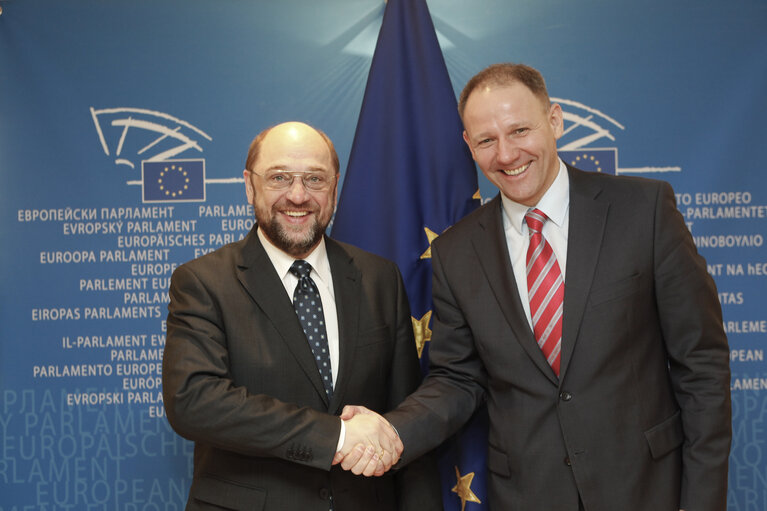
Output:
(162, 122), (441, 511)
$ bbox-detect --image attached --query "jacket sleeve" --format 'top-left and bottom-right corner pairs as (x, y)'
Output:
(386, 240), (488, 467)
(384, 263), (444, 511)
(652, 181), (731, 510)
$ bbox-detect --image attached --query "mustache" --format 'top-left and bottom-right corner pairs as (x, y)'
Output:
(273, 199), (317, 211)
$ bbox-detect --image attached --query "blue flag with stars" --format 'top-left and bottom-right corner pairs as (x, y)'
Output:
(330, 0), (486, 509)
(559, 148), (617, 175)
(142, 159), (205, 202)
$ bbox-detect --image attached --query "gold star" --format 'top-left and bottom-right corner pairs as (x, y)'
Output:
(420, 227), (439, 259)
(472, 189), (482, 201)
(451, 466), (482, 511)
(411, 311), (432, 359)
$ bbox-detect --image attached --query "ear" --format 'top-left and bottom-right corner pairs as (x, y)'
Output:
(549, 103), (564, 140)
(462, 130), (477, 160)
(243, 169), (255, 206)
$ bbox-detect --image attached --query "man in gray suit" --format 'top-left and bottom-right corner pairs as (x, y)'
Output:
(340, 63), (731, 510)
(163, 122), (441, 510)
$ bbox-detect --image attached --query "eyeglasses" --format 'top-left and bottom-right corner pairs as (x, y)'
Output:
(250, 170), (336, 191)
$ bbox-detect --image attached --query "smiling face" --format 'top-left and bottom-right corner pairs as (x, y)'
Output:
(244, 122), (338, 258)
(462, 81), (563, 207)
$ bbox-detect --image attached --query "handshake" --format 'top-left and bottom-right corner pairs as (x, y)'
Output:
(332, 405), (403, 477)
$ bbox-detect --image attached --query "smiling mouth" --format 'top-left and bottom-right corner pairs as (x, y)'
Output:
(502, 162), (531, 176)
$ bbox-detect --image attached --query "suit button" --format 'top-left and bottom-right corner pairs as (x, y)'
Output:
(318, 488), (330, 500)
(564, 456), (572, 466)
(560, 391), (572, 402)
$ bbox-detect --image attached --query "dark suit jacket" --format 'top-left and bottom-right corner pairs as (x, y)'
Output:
(163, 228), (441, 511)
(387, 167), (731, 511)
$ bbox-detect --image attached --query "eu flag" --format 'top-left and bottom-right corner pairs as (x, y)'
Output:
(331, 0), (486, 509)
(142, 159), (205, 202)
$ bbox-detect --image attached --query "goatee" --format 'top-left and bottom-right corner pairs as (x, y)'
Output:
(259, 215), (325, 257)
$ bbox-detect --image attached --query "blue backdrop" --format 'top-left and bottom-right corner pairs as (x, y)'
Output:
(1, 1), (765, 509)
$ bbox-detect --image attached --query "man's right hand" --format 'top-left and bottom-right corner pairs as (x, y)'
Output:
(332, 405), (403, 477)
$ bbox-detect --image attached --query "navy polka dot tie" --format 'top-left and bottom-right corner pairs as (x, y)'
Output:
(290, 260), (333, 400)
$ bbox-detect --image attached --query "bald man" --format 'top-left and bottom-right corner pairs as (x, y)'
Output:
(163, 122), (441, 511)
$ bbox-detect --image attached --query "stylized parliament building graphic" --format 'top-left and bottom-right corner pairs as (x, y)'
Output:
(553, 97), (680, 176)
(91, 107), (233, 203)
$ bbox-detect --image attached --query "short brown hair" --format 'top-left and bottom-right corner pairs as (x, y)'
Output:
(244, 123), (340, 174)
(458, 63), (551, 119)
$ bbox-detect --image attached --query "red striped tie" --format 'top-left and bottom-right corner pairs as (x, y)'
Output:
(525, 209), (564, 376)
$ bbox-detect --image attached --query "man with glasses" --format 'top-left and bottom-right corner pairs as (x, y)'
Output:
(163, 122), (441, 511)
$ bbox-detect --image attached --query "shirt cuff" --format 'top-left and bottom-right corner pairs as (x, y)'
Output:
(336, 418), (346, 452)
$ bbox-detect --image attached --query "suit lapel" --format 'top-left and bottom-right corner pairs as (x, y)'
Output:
(473, 197), (559, 385)
(235, 229), (330, 407)
(324, 238), (360, 414)
(560, 167), (609, 380)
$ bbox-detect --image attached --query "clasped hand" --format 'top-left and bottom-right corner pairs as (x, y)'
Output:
(332, 405), (402, 477)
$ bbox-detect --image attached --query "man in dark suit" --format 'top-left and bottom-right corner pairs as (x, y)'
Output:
(340, 64), (731, 510)
(162, 121), (441, 510)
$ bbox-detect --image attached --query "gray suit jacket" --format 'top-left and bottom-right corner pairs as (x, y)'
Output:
(163, 228), (441, 510)
(387, 167), (731, 511)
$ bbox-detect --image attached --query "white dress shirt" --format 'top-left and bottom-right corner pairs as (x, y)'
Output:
(500, 159), (570, 331)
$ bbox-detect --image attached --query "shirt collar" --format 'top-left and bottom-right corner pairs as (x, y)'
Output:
(257, 227), (332, 288)
(501, 158), (570, 235)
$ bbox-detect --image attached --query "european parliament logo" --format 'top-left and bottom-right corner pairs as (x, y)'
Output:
(553, 98), (680, 175)
(142, 160), (205, 202)
(90, 106), (242, 203)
